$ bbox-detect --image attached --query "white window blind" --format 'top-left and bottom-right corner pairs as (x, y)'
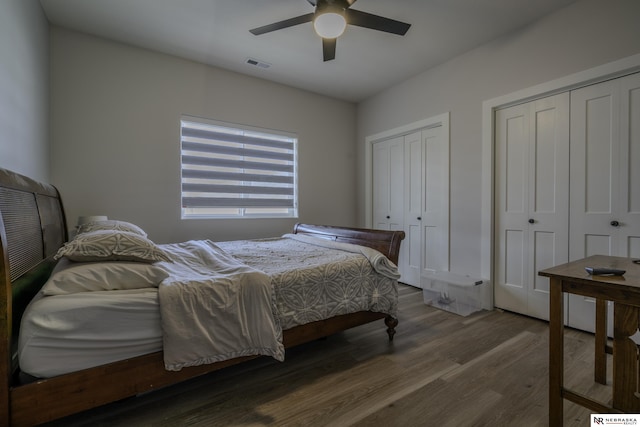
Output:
(181, 117), (298, 219)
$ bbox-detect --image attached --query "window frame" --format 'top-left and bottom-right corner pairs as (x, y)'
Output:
(180, 115), (299, 220)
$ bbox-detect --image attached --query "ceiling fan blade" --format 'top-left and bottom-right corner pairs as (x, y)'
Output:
(345, 9), (411, 35)
(250, 13), (315, 35)
(322, 38), (336, 61)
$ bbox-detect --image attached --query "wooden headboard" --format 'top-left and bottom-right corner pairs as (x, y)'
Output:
(0, 168), (67, 385)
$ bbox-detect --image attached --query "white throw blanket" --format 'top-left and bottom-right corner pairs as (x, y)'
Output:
(282, 234), (401, 280)
(157, 240), (284, 371)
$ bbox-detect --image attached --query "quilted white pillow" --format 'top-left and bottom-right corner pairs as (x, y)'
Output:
(55, 230), (170, 263)
(76, 219), (148, 237)
(41, 258), (169, 295)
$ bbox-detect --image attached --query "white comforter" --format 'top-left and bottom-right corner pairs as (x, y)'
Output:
(157, 240), (285, 371)
(218, 235), (400, 330)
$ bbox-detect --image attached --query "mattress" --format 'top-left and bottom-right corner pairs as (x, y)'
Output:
(18, 288), (162, 378)
(18, 236), (398, 378)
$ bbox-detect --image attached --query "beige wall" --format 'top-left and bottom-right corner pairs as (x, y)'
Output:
(357, 0), (640, 277)
(0, 0), (49, 181)
(50, 28), (356, 243)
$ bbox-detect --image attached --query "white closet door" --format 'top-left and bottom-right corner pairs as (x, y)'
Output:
(619, 73), (640, 258)
(495, 103), (529, 314)
(568, 79), (619, 333)
(568, 73), (640, 332)
(494, 93), (569, 318)
(569, 79), (619, 260)
(420, 126), (448, 277)
(527, 94), (570, 319)
(372, 137), (404, 231)
(372, 126), (448, 288)
(372, 141), (390, 230)
(398, 126), (447, 287)
(402, 131), (423, 286)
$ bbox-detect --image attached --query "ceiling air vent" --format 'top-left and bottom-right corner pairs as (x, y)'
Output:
(246, 58), (271, 69)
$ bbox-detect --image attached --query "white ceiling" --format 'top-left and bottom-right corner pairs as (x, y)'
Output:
(39, 0), (577, 102)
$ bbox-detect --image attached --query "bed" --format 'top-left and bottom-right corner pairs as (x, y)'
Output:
(0, 167), (404, 426)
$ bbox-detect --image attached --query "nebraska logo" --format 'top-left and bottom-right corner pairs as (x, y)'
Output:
(591, 414), (640, 426)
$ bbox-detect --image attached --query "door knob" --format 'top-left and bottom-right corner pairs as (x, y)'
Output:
(610, 220), (620, 227)
(386, 216), (390, 219)
(417, 217), (422, 221)
(528, 219), (535, 224)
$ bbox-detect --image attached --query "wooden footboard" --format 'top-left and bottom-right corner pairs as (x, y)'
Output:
(0, 167), (404, 426)
(293, 223), (404, 266)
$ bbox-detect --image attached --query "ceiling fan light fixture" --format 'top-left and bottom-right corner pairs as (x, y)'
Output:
(313, 12), (346, 38)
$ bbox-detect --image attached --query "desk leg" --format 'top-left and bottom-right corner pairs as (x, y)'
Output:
(549, 277), (564, 426)
(613, 303), (640, 411)
(595, 299), (607, 384)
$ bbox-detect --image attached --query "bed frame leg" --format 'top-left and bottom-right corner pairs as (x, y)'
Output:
(385, 315), (398, 341)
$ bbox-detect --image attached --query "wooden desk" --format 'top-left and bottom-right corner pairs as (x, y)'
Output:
(539, 255), (640, 425)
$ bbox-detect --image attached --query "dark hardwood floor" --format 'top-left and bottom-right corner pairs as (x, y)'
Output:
(44, 284), (611, 426)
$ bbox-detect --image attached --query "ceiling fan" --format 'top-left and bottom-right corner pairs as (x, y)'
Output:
(249, 0), (411, 62)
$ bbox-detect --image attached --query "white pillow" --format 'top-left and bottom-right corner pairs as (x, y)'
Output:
(41, 258), (169, 295)
(55, 230), (170, 263)
(76, 219), (148, 237)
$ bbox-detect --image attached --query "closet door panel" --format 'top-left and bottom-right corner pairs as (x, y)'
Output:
(529, 230), (556, 318)
(372, 142), (390, 230)
(527, 95), (570, 320)
(568, 80), (619, 333)
(495, 93), (569, 319)
(505, 113), (528, 215)
(585, 96), (615, 214)
(402, 132), (423, 286)
(534, 107), (562, 212)
(422, 225), (440, 273)
(533, 232), (555, 294)
(498, 229), (526, 311)
(619, 73), (640, 258)
(388, 138), (405, 231)
(569, 81), (618, 259)
(405, 223), (422, 279)
(405, 133), (422, 219)
(421, 126), (448, 276)
(372, 137), (404, 231)
(495, 105), (529, 313)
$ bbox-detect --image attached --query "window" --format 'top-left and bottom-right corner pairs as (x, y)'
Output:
(180, 116), (298, 219)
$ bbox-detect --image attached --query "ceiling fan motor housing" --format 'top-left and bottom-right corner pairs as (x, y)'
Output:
(314, 0), (350, 14)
